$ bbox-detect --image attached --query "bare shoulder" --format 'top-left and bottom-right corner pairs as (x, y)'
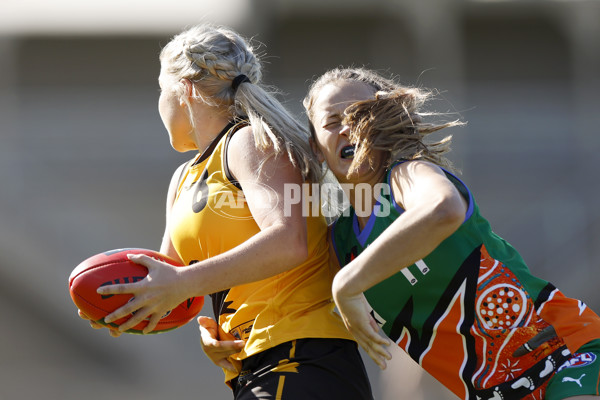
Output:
(228, 126), (267, 170)
(389, 160), (451, 208)
(227, 124), (255, 150)
(391, 160), (446, 182)
(227, 124), (297, 182)
(390, 160), (446, 186)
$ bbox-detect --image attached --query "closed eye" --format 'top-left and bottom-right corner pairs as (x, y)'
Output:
(323, 119), (341, 129)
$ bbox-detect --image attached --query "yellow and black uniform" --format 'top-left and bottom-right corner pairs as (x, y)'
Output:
(169, 121), (372, 399)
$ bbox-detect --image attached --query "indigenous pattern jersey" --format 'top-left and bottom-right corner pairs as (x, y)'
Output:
(169, 121), (353, 384)
(331, 162), (600, 400)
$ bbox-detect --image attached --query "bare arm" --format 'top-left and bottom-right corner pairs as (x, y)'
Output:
(168, 125), (309, 293)
(174, 125), (309, 291)
(332, 161), (467, 368)
(99, 126), (310, 332)
(333, 161), (467, 297)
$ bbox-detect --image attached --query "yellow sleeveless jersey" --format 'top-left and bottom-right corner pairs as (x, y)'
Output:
(168, 122), (353, 383)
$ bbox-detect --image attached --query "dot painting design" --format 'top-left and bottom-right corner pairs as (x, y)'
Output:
(477, 284), (527, 330)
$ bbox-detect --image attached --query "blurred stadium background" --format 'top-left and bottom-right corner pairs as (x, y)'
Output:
(1, 0), (599, 399)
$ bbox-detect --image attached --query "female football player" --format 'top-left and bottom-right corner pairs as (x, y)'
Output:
(82, 26), (373, 400)
(303, 67), (600, 400)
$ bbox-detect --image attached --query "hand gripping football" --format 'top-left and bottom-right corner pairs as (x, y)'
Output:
(69, 248), (204, 334)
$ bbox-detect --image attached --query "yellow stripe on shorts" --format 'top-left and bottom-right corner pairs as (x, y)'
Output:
(276, 375), (285, 400)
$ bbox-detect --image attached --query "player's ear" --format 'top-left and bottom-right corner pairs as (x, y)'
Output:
(178, 78), (194, 105)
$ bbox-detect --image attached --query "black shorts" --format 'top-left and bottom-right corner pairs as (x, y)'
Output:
(231, 338), (373, 400)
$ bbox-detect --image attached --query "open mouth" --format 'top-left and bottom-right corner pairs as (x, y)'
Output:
(340, 145), (355, 159)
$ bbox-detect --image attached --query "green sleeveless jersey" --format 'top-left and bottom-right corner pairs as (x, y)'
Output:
(331, 162), (600, 400)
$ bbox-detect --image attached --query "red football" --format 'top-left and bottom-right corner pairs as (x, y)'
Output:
(69, 248), (204, 334)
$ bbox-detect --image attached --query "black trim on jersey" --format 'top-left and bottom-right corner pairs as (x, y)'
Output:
(223, 121), (249, 190)
(210, 289), (236, 321)
(534, 282), (557, 310)
(388, 245), (481, 397)
(176, 160), (192, 185)
(191, 121), (236, 167)
(199, 119), (249, 320)
(389, 296), (417, 346)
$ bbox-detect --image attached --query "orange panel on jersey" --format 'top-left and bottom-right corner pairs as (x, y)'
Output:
(420, 286), (468, 400)
(539, 290), (600, 353)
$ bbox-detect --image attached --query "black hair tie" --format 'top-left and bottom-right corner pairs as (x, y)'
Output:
(231, 74), (251, 92)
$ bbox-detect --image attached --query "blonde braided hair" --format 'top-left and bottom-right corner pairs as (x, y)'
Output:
(161, 24), (320, 182)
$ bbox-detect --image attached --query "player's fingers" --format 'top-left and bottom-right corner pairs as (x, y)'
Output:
(359, 331), (392, 361)
(360, 316), (391, 348)
(368, 330), (392, 350)
(97, 283), (138, 296)
(127, 254), (156, 269)
(89, 320), (105, 330)
(205, 342), (245, 357)
(365, 329), (390, 347)
(79, 310), (104, 330)
(199, 331), (244, 353)
(79, 309), (118, 333)
(108, 328), (122, 338)
(199, 337), (217, 349)
(197, 316), (218, 332)
(366, 346), (388, 370)
(116, 310), (150, 332)
(369, 318), (391, 346)
(199, 331), (221, 348)
(142, 312), (163, 334)
(369, 342), (392, 363)
(219, 340), (246, 352)
(198, 319), (219, 346)
(353, 325), (392, 363)
(104, 297), (144, 324)
(354, 333), (388, 369)
(197, 315), (213, 324)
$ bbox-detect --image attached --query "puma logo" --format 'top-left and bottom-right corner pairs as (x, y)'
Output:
(562, 373), (586, 387)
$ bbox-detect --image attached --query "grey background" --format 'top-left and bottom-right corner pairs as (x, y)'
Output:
(1, 0), (599, 399)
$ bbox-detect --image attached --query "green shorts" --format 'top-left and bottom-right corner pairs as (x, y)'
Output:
(545, 339), (600, 400)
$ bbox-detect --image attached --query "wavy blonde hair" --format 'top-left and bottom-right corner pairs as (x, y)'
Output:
(160, 24), (320, 182)
(344, 87), (464, 176)
(303, 67), (464, 178)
